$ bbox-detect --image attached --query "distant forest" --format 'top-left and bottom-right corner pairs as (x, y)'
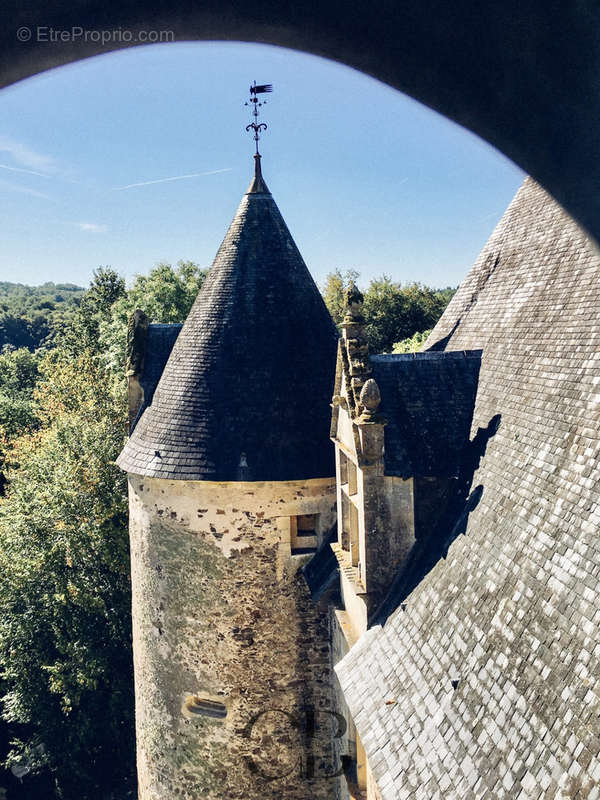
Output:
(0, 265), (455, 799)
(0, 282), (86, 352)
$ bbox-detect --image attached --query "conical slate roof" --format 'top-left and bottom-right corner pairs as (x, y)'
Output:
(117, 156), (338, 481)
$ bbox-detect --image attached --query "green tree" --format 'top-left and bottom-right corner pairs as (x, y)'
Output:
(401, 282), (450, 334)
(0, 348), (40, 408)
(0, 348), (41, 493)
(392, 329), (432, 353)
(320, 271), (455, 353)
(362, 278), (455, 353)
(0, 315), (38, 352)
(321, 268), (360, 327)
(0, 351), (135, 799)
(54, 268), (126, 357)
(362, 276), (409, 353)
(99, 260), (207, 378)
(0, 261), (208, 799)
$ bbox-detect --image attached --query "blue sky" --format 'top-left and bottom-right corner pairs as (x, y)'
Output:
(0, 41), (524, 289)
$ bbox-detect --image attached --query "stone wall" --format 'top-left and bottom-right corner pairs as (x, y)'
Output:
(128, 475), (341, 799)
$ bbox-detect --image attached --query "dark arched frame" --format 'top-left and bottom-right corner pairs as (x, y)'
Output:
(1, 0), (600, 244)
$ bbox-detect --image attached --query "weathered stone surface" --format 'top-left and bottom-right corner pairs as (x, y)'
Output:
(129, 475), (341, 799)
(337, 178), (600, 798)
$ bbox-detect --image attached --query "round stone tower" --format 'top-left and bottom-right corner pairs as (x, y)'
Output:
(117, 155), (340, 800)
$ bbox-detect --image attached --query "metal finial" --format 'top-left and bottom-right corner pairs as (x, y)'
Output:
(244, 81), (273, 155)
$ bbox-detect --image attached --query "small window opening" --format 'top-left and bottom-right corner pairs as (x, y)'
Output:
(341, 754), (357, 783)
(342, 744), (367, 797)
(341, 493), (351, 551)
(291, 514), (318, 555)
(184, 695), (227, 719)
(348, 501), (359, 567)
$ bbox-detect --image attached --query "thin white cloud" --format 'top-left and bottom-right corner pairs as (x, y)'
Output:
(0, 163), (50, 178)
(0, 136), (56, 174)
(0, 177), (53, 200)
(113, 168), (232, 190)
(76, 222), (108, 233)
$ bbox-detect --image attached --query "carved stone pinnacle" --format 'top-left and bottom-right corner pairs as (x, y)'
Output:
(358, 378), (383, 422)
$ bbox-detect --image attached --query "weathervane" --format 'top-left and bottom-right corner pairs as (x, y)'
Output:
(245, 81), (273, 155)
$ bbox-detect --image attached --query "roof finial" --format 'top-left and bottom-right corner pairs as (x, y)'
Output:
(244, 82), (272, 194)
(245, 81), (272, 157)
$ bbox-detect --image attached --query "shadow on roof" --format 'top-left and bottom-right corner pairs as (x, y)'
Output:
(373, 412), (502, 626)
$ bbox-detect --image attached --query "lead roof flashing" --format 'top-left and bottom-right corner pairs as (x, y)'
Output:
(246, 153), (270, 195)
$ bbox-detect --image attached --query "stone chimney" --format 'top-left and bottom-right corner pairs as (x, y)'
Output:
(125, 309), (149, 430)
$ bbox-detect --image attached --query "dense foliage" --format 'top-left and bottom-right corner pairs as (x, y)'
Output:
(0, 349), (40, 438)
(0, 262), (206, 799)
(52, 268), (126, 359)
(321, 269), (455, 353)
(0, 349), (41, 496)
(392, 329), (432, 353)
(0, 353), (134, 799)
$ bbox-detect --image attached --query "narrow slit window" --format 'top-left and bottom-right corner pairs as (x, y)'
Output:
(184, 695), (227, 719)
(347, 459), (358, 496)
(341, 493), (350, 551)
(339, 450), (348, 485)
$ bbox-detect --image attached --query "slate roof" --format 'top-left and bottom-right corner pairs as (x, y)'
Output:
(336, 178), (600, 798)
(118, 157), (338, 481)
(371, 351), (481, 478)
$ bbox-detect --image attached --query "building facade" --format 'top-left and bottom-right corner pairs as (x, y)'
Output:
(120, 172), (600, 799)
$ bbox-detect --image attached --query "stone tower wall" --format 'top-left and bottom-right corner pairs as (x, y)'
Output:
(128, 474), (341, 800)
